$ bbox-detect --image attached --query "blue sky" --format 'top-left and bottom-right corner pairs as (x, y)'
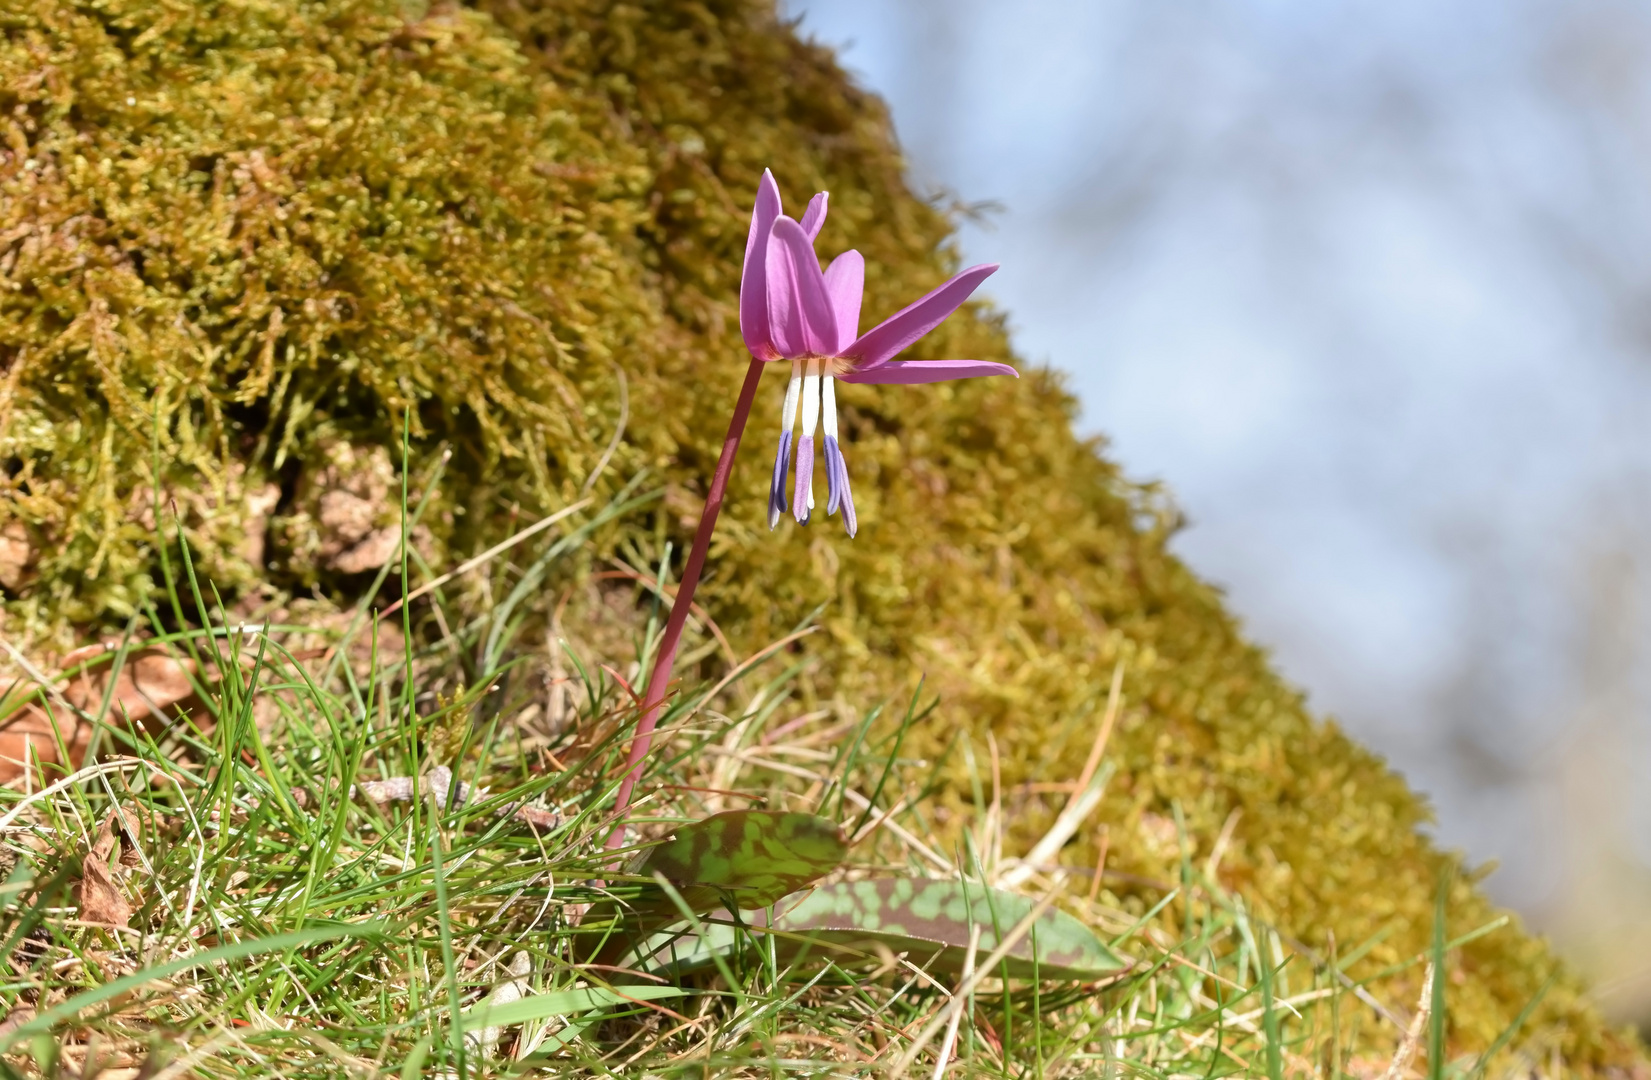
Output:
(783, 0), (1651, 955)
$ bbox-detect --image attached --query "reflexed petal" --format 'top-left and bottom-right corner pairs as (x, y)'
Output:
(840, 359), (1019, 385)
(792, 435), (815, 524)
(768, 430), (792, 530)
(822, 251), (865, 350)
(768, 218), (840, 355)
(843, 264), (998, 369)
(800, 191), (828, 240)
(740, 170), (783, 360)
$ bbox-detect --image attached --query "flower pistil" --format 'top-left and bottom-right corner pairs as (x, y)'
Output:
(792, 357), (823, 525)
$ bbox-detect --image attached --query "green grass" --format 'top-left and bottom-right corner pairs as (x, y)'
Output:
(0, 488), (1547, 1078)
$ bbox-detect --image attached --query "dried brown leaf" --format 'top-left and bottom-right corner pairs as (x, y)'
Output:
(62, 645), (198, 722)
(76, 852), (131, 927)
(0, 1005), (35, 1042)
(0, 702), (95, 783)
(0, 644), (202, 782)
(75, 809), (137, 927)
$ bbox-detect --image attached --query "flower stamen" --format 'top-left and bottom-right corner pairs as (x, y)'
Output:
(768, 358), (804, 529)
(793, 357), (823, 524)
(822, 374), (858, 537)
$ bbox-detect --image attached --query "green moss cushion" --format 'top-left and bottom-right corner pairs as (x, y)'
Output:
(0, 0), (1639, 1067)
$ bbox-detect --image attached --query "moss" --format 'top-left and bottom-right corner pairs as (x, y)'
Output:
(0, 0), (1642, 1068)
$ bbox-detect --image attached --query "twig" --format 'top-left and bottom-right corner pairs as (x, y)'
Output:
(379, 498), (592, 618)
(1380, 964), (1434, 1080)
(0, 758), (171, 830)
(851, 795), (912, 845)
(691, 626), (818, 715)
(704, 746), (954, 873)
(355, 765), (562, 829)
(1075, 660), (1125, 794)
(995, 660), (1122, 889)
(0, 635), (92, 724)
(597, 562), (735, 664)
(1204, 808), (1242, 881)
(1086, 825), (1110, 903)
(892, 889), (1064, 1077)
(932, 922), (983, 1080)
(995, 776), (1109, 891)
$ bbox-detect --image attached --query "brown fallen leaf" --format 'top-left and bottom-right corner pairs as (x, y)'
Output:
(61, 644), (200, 724)
(0, 645), (201, 783)
(75, 809), (137, 927)
(0, 702), (94, 784)
(59, 1037), (146, 1080)
(114, 806), (146, 870)
(0, 1004), (34, 1042)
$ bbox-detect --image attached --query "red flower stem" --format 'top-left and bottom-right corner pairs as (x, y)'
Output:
(606, 355), (767, 847)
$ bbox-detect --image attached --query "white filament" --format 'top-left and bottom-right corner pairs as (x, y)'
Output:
(822, 375), (839, 440)
(780, 358), (803, 433)
(801, 357), (822, 510)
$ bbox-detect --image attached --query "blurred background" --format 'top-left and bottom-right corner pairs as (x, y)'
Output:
(783, 0), (1651, 1023)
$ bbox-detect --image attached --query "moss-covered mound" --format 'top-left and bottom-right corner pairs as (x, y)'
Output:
(0, 0), (1641, 1068)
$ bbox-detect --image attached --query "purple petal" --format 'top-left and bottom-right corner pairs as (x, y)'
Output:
(768, 217), (840, 356)
(768, 430), (792, 530)
(843, 264), (998, 369)
(764, 222), (804, 356)
(822, 251), (864, 351)
(740, 171), (783, 361)
(792, 435), (815, 524)
(840, 359), (1019, 385)
(799, 191), (828, 240)
(824, 435), (857, 538)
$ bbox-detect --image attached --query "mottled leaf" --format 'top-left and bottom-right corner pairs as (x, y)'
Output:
(630, 877), (1132, 982)
(579, 811), (847, 965)
(633, 810), (847, 910)
(775, 878), (1130, 979)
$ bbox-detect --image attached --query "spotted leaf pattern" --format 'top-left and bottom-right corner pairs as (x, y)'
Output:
(772, 878), (1130, 979)
(631, 877), (1132, 982)
(633, 810), (848, 911)
(581, 811), (847, 966)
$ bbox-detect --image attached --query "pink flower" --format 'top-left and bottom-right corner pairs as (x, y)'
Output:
(740, 170), (1018, 537)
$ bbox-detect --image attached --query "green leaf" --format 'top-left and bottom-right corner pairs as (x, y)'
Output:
(579, 811), (846, 965)
(634, 877), (1132, 982)
(632, 810), (847, 911)
(459, 984), (685, 1032)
